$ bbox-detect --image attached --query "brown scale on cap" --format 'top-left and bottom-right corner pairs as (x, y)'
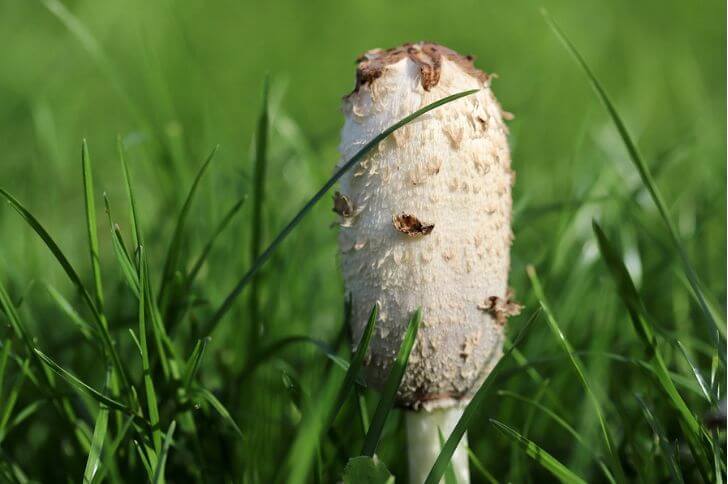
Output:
(348, 41), (490, 96)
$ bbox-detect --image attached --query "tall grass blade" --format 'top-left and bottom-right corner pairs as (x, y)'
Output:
(182, 338), (209, 391)
(138, 247), (162, 452)
(158, 145), (219, 309)
(203, 90), (477, 335)
(117, 137), (143, 248)
(248, 77), (270, 349)
(542, 9), (723, 357)
(81, 140), (105, 317)
(527, 265), (627, 481)
(361, 308), (421, 457)
(191, 386), (244, 439)
(634, 394), (685, 483)
(102, 194), (139, 297)
(491, 419), (587, 484)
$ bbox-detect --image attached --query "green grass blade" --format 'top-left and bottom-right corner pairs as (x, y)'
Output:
(0, 341), (10, 396)
(182, 338), (209, 391)
(466, 449), (498, 484)
(0, 360), (29, 434)
(102, 194), (139, 297)
(138, 247), (162, 452)
(675, 341), (716, 404)
(424, 309), (537, 484)
(328, 304), (378, 427)
(634, 394), (685, 484)
(83, 366), (111, 484)
(498, 390), (615, 483)
(117, 136), (143, 248)
(491, 419), (587, 484)
(527, 265), (627, 482)
(437, 429), (458, 484)
(543, 9), (723, 357)
(33, 349), (131, 414)
(361, 308), (421, 457)
(158, 145), (219, 308)
(248, 77), (270, 350)
(81, 139), (105, 317)
(152, 420), (176, 484)
(186, 196), (246, 286)
(0, 188), (130, 394)
(203, 89), (477, 335)
(0, 400), (43, 444)
(45, 283), (97, 342)
(191, 386), (244, 439)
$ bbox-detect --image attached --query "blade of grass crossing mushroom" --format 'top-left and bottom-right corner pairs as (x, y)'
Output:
(151, 421), (176, 484)
(158, 145), (219, 310)
(424, 309), (537, 484)
(83, 366), (111, 484)
(634, 394), (685, 484)
(361, 308), (421, 457)
(327, 304), (378, 427)
(248, 76), (270, 351)
(203, 89), (478, 336)
(543, 9), (723, 359)
(437, 429), (458, 484)
(526, 265), (627, 482)
(490, 419), (587, 484)
(0, 188), (131, 395)
(138, 248), (162, 452)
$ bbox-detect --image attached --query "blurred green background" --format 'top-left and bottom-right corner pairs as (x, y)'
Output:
(0, 0), (724, 482)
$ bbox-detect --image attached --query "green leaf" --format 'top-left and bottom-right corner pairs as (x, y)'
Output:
(542, 9), (723, 359)
(491, 419), (587, 484)
(361, 308), (421, 457)
(342, 456), (394, 484)
(203, 89), (478, 336)
(45, 283), (97, 342)
(102, 194), (139, 297)
(83, 366), (111, 484)
(117, 136), (143, 248)
(438, 429), (458, 484)
(527, 265), (626, 481)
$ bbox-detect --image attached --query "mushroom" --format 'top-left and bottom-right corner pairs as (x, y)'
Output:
(336, 42), (519, 483)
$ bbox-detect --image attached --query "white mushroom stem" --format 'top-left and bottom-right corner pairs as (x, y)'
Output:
(406, 408), (469, 484)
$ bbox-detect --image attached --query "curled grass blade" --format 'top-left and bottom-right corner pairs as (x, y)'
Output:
(83, 366), (111, 484)
(361, 308), (421, 457)
(0, 188), (130, 394)
(491, 419), (587, 484)
(424, 308), (537, 484)
(203, 89), (478, 336)
(527, 265), (627, 482)
(543, 9), (723, 358)
(191, 386), (244, 439)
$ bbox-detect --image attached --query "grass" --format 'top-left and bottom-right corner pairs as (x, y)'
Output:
(0, 0), (725, 482)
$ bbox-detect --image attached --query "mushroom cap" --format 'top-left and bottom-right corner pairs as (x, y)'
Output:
(337, 42), (517, 410)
